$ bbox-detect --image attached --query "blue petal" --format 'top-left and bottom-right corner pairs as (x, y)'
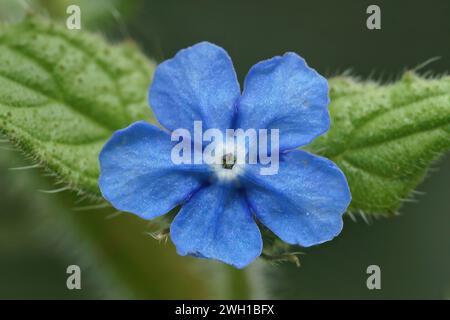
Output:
(149, 42), (240, 133)
(236, 52), (330, 151)
(99, 121), (204, 220)
(170, 183), (262, 268)
(242, 150), (351, 247)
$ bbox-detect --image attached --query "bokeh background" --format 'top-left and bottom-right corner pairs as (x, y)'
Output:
(0, 0), (449, 299)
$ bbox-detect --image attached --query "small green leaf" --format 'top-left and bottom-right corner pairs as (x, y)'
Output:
(0, 17), (155, 197)
(308, 73), (450, 216)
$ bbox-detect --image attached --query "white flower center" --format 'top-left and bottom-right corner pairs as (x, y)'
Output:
(210, 139), (246, 182)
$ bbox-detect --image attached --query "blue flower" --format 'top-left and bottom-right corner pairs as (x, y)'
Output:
(99, 42), (351, 268)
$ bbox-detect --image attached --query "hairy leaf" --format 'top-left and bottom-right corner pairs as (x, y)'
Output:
(0, 17), (155, 197)
(308, 73), (450, 216)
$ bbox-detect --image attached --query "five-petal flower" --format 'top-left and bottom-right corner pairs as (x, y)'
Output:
(99, 42), (351, 268)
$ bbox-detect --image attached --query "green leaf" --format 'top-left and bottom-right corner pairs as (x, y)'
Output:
(0, 16), (155, 197)
(308, 73), (450, 216)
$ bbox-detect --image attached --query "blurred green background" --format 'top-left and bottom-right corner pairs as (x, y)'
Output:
(0, 0), (449, 299)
